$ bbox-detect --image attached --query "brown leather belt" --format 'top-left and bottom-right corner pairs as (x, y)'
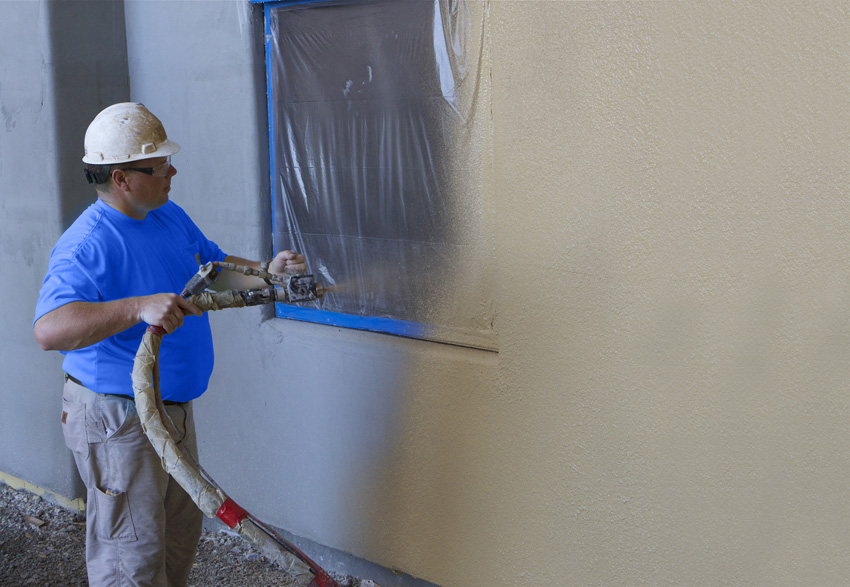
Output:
(64, 373), (187, 405)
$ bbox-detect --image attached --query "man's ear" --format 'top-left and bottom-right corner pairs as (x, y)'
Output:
(111, 168), (131, 191)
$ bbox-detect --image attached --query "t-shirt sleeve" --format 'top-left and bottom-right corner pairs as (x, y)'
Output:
(173, 204), (227, 263)
(198, 231), (227, 264)
(33, 255), (101, 326)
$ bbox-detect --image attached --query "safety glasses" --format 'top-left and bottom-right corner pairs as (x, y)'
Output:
(126, 156), (172, 177)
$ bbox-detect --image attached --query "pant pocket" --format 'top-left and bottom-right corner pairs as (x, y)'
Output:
(97, 395), (138, 440)
(61, 397), (90, 455)
(94, 487), (138, 542)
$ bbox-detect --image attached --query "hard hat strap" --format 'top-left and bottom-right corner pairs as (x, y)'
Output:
(84, 166), (111, 185)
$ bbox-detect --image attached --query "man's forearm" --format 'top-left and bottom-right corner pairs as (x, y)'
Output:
(34, 293), (201, 352)
(210, 256), (267, 291)
(34, 299), (144, 352)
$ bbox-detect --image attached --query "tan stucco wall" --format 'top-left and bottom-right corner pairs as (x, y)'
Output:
(475, 1), (848, 584)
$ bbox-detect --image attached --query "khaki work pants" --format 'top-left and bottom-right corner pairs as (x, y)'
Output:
(61, 377), (203, 587)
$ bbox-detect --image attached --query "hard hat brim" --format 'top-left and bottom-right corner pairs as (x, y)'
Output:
(82, 139), (180, 165)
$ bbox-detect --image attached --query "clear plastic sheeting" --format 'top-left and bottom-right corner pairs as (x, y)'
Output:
(267, 0), (495, 350)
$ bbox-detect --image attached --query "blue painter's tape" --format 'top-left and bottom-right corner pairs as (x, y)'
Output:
(264, 2), (276, 244)
(275, 303), (433, 340)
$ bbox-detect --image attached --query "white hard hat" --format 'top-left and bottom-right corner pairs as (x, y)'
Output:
(82, 102), (180, 164)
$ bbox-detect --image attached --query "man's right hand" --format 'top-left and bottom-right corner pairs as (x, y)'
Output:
(136, 293), (202, 334)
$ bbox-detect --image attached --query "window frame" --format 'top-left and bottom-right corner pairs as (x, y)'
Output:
(255, 0), (496, 349)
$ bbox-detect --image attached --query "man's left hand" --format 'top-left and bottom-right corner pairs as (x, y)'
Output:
(269, 250), (307, 276)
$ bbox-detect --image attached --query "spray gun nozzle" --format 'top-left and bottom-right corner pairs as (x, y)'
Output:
(181, 262), (221, 298)
(285, 274), (323, 302)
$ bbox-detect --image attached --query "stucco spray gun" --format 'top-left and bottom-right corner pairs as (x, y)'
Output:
(146, 261), (323, 336)
(182, 260), (324, 309)
(133, 262), (348, 587)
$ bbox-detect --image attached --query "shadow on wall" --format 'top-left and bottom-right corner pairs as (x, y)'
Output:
(47, 0), (130, 230)
(45, 0), (132, 498)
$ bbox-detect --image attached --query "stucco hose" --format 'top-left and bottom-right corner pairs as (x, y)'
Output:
(131, 289), (339, 587)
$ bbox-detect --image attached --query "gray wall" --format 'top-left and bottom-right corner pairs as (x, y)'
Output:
(1, 0), (129, 502)
(1, 1), (442, 583)
(2, 2), (849, 587)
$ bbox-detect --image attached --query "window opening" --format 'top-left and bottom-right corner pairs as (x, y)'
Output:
(260, 0), (495, 349)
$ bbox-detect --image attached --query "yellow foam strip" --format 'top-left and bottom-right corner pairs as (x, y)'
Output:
(0, 470), (86, 514)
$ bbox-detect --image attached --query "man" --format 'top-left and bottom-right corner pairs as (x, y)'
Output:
(33, 102), (305, 586)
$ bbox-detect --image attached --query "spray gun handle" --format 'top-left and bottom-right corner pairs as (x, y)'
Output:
(148, 263), (222, 336)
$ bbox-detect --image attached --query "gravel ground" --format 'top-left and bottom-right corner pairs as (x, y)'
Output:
(0, 483), (366, 587)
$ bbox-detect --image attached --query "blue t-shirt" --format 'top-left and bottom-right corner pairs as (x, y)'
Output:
(34, 199), (227, 402)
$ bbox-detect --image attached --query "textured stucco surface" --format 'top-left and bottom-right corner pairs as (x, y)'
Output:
(485, 3), (849, 585)
(1, 2), (848, 586)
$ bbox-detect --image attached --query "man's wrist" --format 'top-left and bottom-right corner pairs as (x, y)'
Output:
(259, 260), (273, 285)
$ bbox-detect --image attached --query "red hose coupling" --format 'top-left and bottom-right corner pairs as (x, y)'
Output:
(216, 498), (249, 529)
